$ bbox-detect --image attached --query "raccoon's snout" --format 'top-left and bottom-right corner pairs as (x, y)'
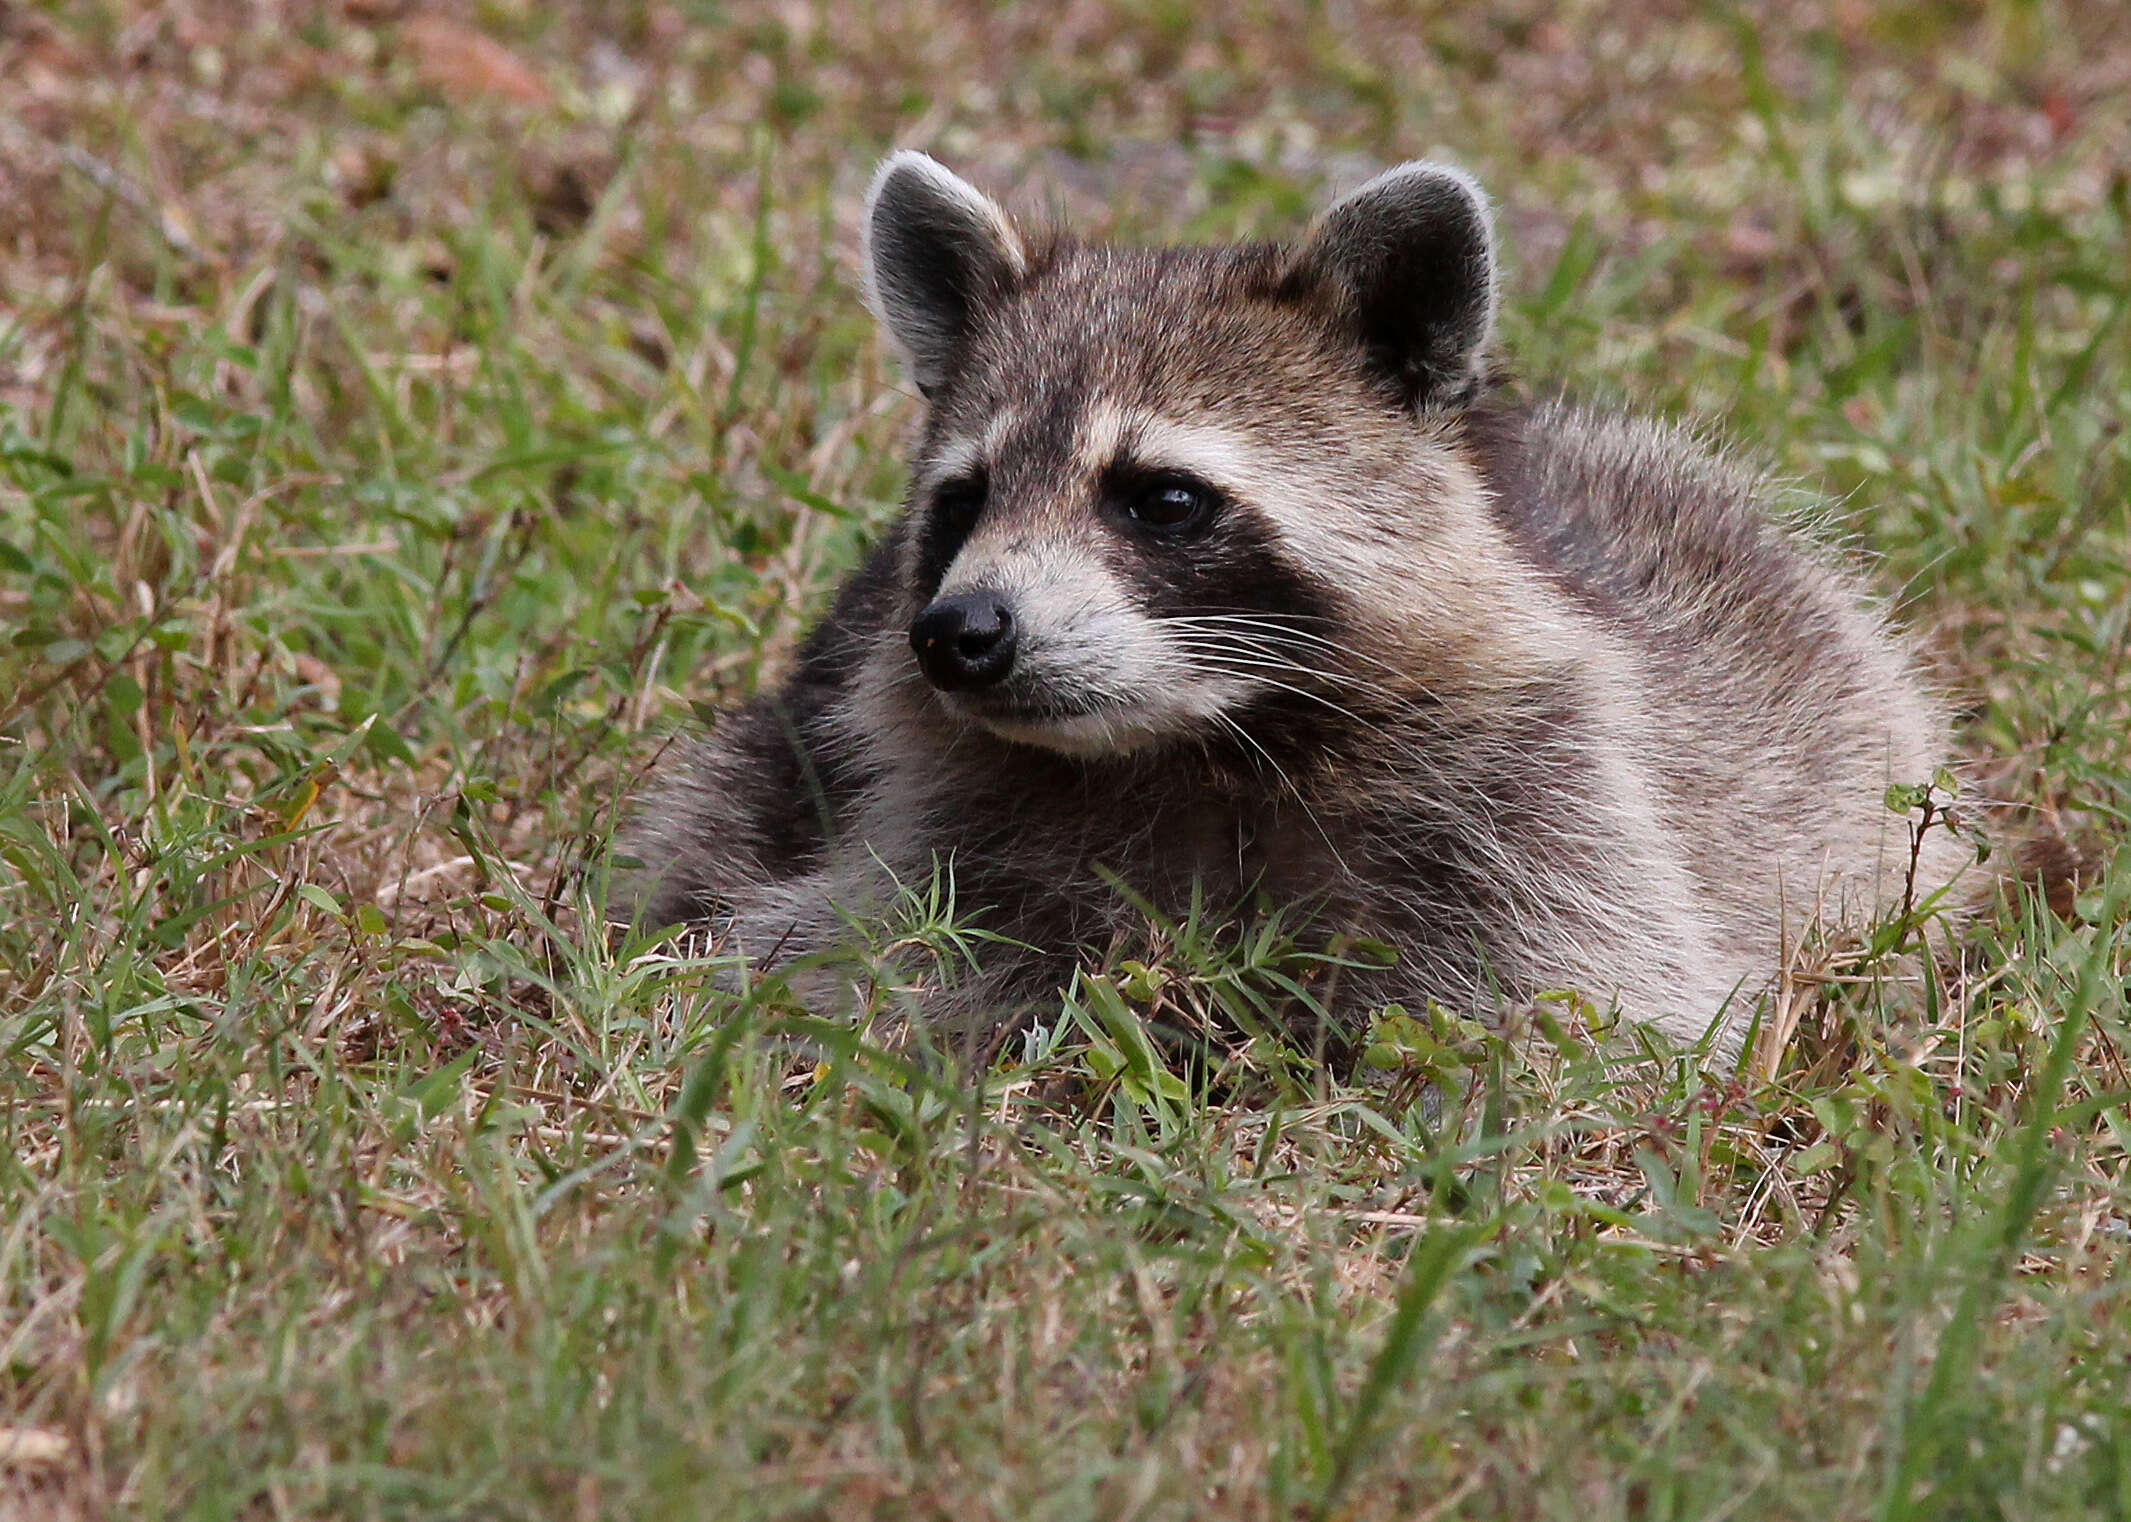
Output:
(910, 591), (1018, 691)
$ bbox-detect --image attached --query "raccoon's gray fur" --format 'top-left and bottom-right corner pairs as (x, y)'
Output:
(627, 153), (1976, 1059)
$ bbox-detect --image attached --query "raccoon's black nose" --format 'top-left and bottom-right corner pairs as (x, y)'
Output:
(910, 592), (1018, 691)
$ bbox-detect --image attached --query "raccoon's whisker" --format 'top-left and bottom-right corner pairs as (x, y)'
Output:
(1165, 617), (1419, 687)
(1160, 612), (1350, 644)
(1161, 639), (1415, 718)
(1169, 660), (1395, 722)
(1159, 614), (1421, 683)
(1169, 640), (1551, 792)
(1165, 649), (1389, 731)
(1159, 639), (1341, 686)
(1210, 709), (1296, 793)
(1170, 630), (1588, 743)
(1208, 710), (1359, 887)
(1220, 641), (1446, 709)
(1168, 638), (1384, 689)
(1158, 627), (1354, 671)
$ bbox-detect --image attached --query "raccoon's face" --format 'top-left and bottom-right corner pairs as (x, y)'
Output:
(898, 391), (1326, 755)
(862, 153), (1499, 758)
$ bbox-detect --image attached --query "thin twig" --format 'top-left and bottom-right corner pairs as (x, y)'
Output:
(0, 112), (211, 262)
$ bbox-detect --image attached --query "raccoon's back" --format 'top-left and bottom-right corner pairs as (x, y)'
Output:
(1472, 401), (1828, 645)
(1468, 398), (1957, 926)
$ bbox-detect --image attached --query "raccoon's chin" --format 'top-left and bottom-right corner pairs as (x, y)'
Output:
(941, 692), (1186, 758)
(973, 709), (1170, 757)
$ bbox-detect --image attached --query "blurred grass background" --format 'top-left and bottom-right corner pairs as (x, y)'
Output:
(2, 2), (2128, 1517)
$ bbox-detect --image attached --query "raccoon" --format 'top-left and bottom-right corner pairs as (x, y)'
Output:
(626, 152), (1977, 1060)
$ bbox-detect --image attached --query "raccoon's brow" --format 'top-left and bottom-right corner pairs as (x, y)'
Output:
(1078, 408), (1273, 500)
(1074, 400), (1134, 473)
(919, 407), (1025, 489)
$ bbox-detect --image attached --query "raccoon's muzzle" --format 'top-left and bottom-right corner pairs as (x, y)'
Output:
(910, 590), (1018, 691)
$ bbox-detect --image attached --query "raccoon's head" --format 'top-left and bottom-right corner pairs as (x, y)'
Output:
(862, 152), (1500, 758)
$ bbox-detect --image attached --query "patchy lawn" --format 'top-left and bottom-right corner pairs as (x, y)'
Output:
(2, 1), (2128, 1517)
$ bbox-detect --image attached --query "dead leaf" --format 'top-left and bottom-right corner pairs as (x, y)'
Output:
(401, 17), (549, 106)
(1724, 217), (1782, 263)
(0, 1428), (71, 1468)
(521, 150), (608, 236)
(292, 652), (344, 704)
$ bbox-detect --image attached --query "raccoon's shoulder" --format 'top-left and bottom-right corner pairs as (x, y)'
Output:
(1460, 396), (1845, 626)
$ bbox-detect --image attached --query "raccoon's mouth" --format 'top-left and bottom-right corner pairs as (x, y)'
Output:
(945, 688), (1160, 757)
(949, 687), (1105, 727)
(959, 692), (1103, 724)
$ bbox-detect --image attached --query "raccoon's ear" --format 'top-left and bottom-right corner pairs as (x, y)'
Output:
(1290, 161), (1498, 411)
(862, 152), (1027, 397)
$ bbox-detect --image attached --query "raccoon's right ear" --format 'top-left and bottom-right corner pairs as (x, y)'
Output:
(1289, 161), (1498, 412)
(863, 152), (1027, 397)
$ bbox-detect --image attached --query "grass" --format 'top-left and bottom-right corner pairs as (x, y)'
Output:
(3, 1), (2129, 1516)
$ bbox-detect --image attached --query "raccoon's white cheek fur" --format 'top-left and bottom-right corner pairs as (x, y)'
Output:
(935, 541), (1253, 755)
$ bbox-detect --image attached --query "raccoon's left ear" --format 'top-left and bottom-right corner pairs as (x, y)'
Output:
(1289, 161), (1498, 412)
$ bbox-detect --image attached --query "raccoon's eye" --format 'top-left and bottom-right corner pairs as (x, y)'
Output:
(1122, 474), (1217, 534)
(933, 473), (988, 535)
